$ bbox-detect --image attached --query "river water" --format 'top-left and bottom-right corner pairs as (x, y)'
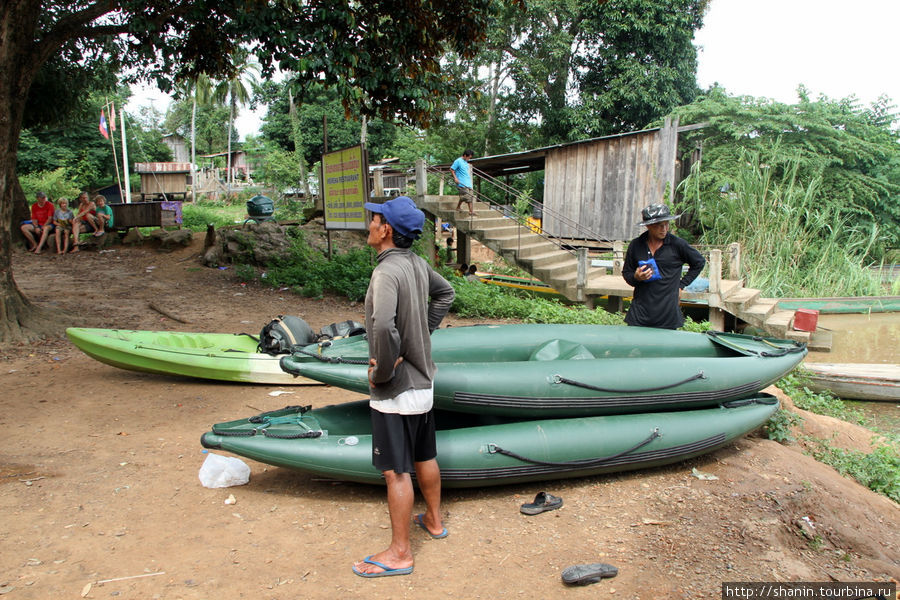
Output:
(804, 312), (900, 434)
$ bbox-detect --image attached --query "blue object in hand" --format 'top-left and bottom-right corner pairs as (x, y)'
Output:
(638, 258), (661, 281)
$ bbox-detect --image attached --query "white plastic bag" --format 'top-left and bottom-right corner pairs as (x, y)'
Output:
(198, 453), (251, 488)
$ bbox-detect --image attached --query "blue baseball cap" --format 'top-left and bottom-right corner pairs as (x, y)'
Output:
(364, 196), (425, 239)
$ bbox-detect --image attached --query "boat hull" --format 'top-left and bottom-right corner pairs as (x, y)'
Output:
(281, 325), (806, 416)
(200, 395), (780, 488)
(804, 362), (900, 401)
(67, 327), (321, 385)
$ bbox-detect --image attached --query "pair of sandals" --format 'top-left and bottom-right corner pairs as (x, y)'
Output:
(520, 492), (619, 586)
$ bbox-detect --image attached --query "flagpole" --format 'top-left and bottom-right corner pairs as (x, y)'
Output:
(105, 99), (125, 204)
(119, 107), (132, 203)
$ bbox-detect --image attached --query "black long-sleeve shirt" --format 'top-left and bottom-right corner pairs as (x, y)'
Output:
(622, 231), (705, 329)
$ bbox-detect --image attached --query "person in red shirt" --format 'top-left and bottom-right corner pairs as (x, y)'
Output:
(20, 191), (55, 253)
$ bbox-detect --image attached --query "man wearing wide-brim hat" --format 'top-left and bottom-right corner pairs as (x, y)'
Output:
(622, 203), (705, 329)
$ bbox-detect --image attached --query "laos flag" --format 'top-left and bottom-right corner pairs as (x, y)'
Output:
(99, 110), (109, 139)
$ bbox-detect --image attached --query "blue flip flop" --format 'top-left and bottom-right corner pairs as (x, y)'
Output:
(414, 513), (449, 539)
(352, 556), (414, 578)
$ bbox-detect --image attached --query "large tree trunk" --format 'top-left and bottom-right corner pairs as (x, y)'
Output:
(0, 0), (65, 342)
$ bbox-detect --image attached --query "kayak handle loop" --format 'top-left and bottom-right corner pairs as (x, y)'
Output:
(487, 428), (661, 467)
(553, 371), (706, 393)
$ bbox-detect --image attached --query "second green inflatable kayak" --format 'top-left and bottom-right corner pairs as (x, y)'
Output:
(201, 394), (779, 488)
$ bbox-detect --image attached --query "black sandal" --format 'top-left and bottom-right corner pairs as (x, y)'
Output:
(561, 563), (618, 586)
(519, 491), (563, 515)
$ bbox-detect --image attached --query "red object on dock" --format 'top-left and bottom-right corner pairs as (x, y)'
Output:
(793, 308), (819, 332)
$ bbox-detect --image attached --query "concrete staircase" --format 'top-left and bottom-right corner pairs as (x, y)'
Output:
(421, 194), (812, 344)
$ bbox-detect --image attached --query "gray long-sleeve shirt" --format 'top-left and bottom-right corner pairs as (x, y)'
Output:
(364, 247), (455, 401)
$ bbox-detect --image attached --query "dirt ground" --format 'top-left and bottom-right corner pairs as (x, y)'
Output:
(1, 235), (898, 600)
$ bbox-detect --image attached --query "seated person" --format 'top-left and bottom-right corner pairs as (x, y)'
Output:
(20, 191), (55, 254)
(465, 263), (480, 282)
(71, 191), (98, 252)
(53, 197), (74, 254)
(455, 262), (469, 277)
(93, 195), (113, 236)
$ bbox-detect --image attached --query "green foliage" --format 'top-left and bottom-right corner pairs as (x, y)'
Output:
(571, 0), (703, 137)
(263, 232), (375, 302)
(763, 409), (804, 443)
(776, 370), (899, 502)
(807, 440), (900, 503)
(448, 273), (626, 324)
(670, 88), (900, 257)
(180, 202), (245, 230)
(679, 146), (885, 297)
(777, 370), (867, 425)
(17, 168), (82, 203)
(234, 263), (256, 282)
(257, 82), (400, 165)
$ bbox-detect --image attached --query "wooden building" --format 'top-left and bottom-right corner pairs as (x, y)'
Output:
(134, 162), (191, 201)
(470, 118), (690, 243)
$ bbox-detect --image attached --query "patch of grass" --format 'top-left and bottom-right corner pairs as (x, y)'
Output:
(775, 370), (899, 503)
(806, 439), (900, 503)
(776, 371), (867, 425)
(763, 409), (804, 443)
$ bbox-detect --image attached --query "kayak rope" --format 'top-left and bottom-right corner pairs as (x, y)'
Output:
(554, 371), (706, 393)
(212, 405), (323, 439)
(487, 428), (660, 467)
(290, 343), (370, 365)
(705, 330), (806, 357)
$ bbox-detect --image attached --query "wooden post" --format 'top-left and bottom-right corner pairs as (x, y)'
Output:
(708, 307), (726, 331)
(612, 240), (624, 276)
(576, 247), (588, 302)
(438, 175), (445, 196)
(728, 242), (741, 280)
(373, 169), (384, 196)
(707, 248), (725, 330)
(457, 231), (470, 266)
(415, 159), (427, 197)
(708, 249), (722, 296)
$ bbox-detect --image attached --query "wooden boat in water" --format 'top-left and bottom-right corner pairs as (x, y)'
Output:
(66, 327), (321, 386)
(200, 394), (780, 488)
(804, 362), (900, 401)
(281, 324), (806, 417)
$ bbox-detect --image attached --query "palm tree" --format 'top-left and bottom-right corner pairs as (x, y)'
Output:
(176, 74), (213, 193)
(213, 49), (260, 187)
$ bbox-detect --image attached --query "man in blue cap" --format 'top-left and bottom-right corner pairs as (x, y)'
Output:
(622, 203), (705, 329)
(352, 196), (455, 578)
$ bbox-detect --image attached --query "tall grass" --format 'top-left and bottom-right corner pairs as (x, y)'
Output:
(682, 149), (884, 297)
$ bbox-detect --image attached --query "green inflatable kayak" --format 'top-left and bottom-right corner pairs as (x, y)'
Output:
(200, 394), (780, 488)
(280, 324), (805, 417)
(66, 327), (322, 386)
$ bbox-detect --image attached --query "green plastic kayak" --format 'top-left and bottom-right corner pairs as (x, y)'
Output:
(66, 327), (322, 385)
(280, 324), (806, 417)
(200, 394), (779, 488)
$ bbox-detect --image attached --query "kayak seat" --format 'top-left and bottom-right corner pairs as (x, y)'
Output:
(529, 339), (596, 361)
(151, 334), (215, 349)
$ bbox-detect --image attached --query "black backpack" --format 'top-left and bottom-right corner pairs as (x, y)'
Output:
(257, 316), (316, 355)
(317, 319), (367, 341)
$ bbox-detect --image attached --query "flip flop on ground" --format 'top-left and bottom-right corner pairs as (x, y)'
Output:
(352, 556), (414, 578)
(520, 491), (563, 515)
(561, 563), (618, 586)
(414, 513), (448, 539)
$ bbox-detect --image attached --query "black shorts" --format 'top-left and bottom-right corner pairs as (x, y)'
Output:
(369, 409), (437, 474)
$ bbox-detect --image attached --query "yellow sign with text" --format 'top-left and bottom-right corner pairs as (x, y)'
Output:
(322, 145), (367, 231)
